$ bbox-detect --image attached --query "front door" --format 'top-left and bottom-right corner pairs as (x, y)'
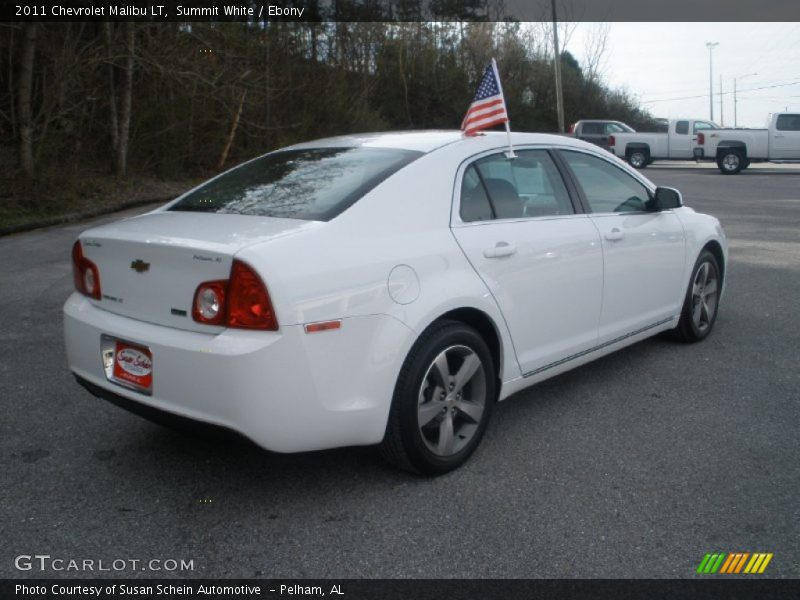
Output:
(559, 150), (687, 343)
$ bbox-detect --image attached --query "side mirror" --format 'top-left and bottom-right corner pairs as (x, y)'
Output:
(652, 186), (683, 211)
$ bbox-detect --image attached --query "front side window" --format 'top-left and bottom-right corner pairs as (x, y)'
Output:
(169, 147), (422, 221)
(776, 114), (800, 131)
(606, 122), (629, 134)
(459, 150), (574, 222)
(561, 151), (652, 214)
(675, 121), (690, 135)
(693, 121), (719, 133)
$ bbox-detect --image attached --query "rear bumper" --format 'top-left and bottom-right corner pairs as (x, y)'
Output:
(75, 375), (247, 441)
(64, 294), (415, 452)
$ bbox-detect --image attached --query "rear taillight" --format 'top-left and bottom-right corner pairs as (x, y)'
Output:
(697, 132), (705, 145)
(192, 280), (227, 325)
(608, 135), (615, 147)
(71, 240), (101, 300)
(192, 259), (278, 331)
(568, 122), (576, 134)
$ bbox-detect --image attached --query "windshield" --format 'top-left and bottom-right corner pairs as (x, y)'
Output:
(169, 147), (422, 221)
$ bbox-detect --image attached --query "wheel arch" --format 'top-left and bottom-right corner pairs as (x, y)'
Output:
(716, 141), (747, 159)
(425, 307), (506, 398)
(625, 143), (651, 157)
(702, 239), (726, 285)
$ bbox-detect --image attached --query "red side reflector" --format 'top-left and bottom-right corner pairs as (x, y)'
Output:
(304, 320), (342, 334)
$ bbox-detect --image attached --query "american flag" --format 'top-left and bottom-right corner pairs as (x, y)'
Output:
(461, 59), (509, 136)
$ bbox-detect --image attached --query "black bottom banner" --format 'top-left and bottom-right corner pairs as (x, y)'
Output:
(3, 579), (800, 600)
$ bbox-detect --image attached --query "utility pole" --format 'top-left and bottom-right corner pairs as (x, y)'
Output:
(706, 42), (719, 121)
(552, 0), (565, 133)
(719, 74), (724, 126)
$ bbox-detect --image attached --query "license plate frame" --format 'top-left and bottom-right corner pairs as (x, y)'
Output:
(101, 335), (153, 395)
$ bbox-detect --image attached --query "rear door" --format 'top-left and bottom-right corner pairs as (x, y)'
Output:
(577, 122), (607, 149)
(558, 150), (686, 343)
(772, 114), (800, 159)
(451, 149), (603, 377)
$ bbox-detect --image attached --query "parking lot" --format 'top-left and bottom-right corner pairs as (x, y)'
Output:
(1, 165), (798, 579)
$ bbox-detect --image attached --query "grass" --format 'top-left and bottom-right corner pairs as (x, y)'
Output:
(0, 171), (203, 233)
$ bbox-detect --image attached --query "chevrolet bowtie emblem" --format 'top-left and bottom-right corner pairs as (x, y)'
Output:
(130, 259), (150, 273)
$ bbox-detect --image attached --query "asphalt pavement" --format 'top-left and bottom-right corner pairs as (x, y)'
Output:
(1, 166), (798, 579)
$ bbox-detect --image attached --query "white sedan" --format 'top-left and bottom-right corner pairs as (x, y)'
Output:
(64, 131), (727, 474)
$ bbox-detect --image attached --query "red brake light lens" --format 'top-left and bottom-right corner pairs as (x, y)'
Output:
(568, 122), (575, 134)
(608, 135), (616, 147)
(191, 260), (277, 331)
(71, 240), (101, 300)
(697, 132), (705, 145)
(227, 260), (277, 330)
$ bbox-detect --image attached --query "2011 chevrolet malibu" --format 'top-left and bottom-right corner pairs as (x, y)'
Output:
(64, 131), (727, 474)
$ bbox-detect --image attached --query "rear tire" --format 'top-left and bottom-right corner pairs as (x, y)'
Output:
(717, 149), (744, 174)
(379, 320), (496, 475)
(673, 250), (721, 342)
(627, 150), (648, 169)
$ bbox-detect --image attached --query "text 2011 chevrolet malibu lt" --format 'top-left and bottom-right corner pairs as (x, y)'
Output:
(64, 131), (727, 474)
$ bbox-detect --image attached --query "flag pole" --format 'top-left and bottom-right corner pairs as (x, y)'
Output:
(492, 58), (516, 159)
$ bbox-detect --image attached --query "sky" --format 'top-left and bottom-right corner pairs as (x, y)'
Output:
(566, 22), (800, 128)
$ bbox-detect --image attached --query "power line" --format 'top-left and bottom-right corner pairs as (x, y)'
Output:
(641, 80), (800, 104)
(640, 74), (800, 102)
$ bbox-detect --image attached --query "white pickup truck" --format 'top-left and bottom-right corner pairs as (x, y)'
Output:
(607, 118), (720, 168)
(694, 112), (800, 174)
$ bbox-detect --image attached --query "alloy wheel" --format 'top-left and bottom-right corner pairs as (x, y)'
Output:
(691, 261), (719, 332)
(417, 345), (487, 457)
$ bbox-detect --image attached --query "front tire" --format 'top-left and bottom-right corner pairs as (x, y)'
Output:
(674, 250), (721, 342)
(380, 320), (496, 475)
(717, 149), (744, 174)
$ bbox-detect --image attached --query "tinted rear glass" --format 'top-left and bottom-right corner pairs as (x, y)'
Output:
(169, 147), (422, 221)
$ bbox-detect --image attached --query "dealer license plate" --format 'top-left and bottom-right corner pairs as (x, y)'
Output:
(102, 337), (153, 394)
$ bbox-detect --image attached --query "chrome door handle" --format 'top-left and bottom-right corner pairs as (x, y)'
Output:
(484, 241), (517, 258)
(774, 134), (785, 138)
(604, 227), (624, 241)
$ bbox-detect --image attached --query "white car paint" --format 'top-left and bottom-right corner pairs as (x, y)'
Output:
(63, 131), (727, 455)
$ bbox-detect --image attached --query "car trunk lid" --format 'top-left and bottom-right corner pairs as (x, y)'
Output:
(79, 211), (318, 333)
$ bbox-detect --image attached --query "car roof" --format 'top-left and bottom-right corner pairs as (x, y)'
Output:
(286, 130), (594, 155)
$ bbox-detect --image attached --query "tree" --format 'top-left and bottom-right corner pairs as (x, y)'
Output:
(17, 23), (36, 176)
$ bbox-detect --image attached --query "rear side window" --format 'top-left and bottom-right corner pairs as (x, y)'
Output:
(675, 121), (689, 135)
(169, 147), (422, 221)
(776, 114), (800, 131)
(460, 150), (574, 222)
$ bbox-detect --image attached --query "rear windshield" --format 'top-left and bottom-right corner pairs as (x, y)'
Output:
(169, 147), (422, 221)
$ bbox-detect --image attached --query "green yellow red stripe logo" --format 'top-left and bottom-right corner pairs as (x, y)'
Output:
(697, 552), (773, 574)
